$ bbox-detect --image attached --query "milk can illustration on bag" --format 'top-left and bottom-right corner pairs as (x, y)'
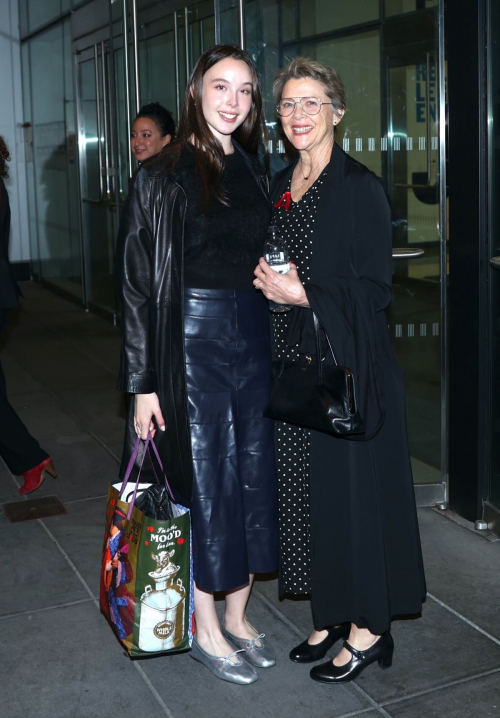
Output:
(138, 546), (186, 652)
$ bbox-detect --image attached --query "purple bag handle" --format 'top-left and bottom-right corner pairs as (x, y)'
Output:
(147, 435), (174, 498)
(118, 432), (174, 519)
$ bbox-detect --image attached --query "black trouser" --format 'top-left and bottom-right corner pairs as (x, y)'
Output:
(0, 309), (48, 474)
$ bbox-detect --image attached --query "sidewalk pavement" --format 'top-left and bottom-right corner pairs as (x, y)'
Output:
(1, 282), (499, 718)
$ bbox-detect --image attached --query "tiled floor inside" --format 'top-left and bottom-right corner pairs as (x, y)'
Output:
(1, 282), (499, 718)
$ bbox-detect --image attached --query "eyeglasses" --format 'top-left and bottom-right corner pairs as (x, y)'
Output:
(276, 97), (334, 117)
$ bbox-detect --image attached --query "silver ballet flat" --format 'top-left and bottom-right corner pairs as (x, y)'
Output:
(222, 626), (277, 668)
(189, 638), (258, 685)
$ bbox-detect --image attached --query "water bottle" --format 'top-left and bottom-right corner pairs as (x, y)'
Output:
(263, 226), (292, 313)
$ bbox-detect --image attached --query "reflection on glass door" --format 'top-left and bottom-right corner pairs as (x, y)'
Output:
(22, 18), (82, 299)
(241, 1), (446, 503)
(384, 20), (443, 490)
(487, 0), (500, 534)
(111, 0), (215, 184)
(75, 41), (118, 315)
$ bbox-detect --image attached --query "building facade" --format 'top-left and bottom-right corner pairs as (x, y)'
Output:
(2, 0), (499, 535)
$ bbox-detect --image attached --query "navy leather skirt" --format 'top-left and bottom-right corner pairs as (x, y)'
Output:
(184, 288), (279, 592)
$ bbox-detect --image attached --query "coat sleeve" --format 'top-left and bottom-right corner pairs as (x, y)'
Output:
(115, 167), (155, 394)
(298, 169), (393, 441)
(351, 170), (393, 312)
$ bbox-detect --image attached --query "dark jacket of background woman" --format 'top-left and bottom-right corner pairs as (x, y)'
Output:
(0, 178), (21, 309)
(271, 143), (425, 632)
(115, 143), (269, 501)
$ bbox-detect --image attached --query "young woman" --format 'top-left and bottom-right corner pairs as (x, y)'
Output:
(116, 46), (278, 685)
(130, 102), (175, 163)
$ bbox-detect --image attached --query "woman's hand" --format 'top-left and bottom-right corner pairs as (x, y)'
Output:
(253, 258), (310, 307)
(134, 392), (166, 440)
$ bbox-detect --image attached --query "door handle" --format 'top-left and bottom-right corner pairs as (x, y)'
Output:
(392, 248), (425, 259)
(490, 257), (500, 269)
(100, 41), (111, 199)
(131, 0), (140, 113)
(94, 44), (104, 201)
(185, 6), (190, 76)
(174, 10), (180, 119)
(122, 0), (133, 179)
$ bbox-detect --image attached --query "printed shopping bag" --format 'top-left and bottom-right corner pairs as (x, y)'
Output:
(100, 434), (194, 657)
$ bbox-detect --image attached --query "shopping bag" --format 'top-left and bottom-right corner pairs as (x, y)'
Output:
(100, 433), (194, 657)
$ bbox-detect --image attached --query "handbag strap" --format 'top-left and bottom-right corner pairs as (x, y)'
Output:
(313, 312), (338, 369)
(147, 433), (175, 501)
(119, 434), (152, 519)
(118, 432), (175, 520)
(278, 309), (339, 381)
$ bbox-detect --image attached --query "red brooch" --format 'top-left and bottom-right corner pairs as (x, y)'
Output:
(274, 191), (291, 211)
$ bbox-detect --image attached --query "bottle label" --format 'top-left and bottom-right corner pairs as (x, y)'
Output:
(265, 252), (290, 274)
(269, 263), (290, 274)
(267, 251), (285, 263)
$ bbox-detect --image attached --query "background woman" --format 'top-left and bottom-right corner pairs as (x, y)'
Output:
(116, 46), (278, 685)
(0, 136), (57, 495)
(254, 58), (426, 683)
(130, 102), (175, 163)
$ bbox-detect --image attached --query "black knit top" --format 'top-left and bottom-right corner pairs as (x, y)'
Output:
(180, 147), (271, 290)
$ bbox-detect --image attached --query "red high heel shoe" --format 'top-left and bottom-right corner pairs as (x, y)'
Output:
(19, 457), (58, 496)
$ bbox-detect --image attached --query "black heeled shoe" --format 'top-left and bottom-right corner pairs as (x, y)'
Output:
(310, 632), (394, 683)
(289, 625), (350, 664)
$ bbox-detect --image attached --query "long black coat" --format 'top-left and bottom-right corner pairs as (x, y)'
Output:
(271, 143), (426, 634)
(115, 144), (269, 501)
(0, 179), (21, 309)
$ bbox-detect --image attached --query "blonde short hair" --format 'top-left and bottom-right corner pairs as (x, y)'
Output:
(273, 57), (346, 119)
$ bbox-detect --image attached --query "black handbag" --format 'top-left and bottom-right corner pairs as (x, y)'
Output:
(263, 313), (364, 436)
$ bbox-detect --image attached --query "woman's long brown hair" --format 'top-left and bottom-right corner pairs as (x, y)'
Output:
(0, 136), (11, 179)
(169, 44), (265, 210)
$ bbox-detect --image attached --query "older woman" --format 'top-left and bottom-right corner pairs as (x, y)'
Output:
(254, 58), (426, 683)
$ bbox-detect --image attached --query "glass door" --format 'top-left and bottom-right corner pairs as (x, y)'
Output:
(486, 0), (500, 534)
(75, 38), (118, 315)
(383, 14), (445, 504)
(111, 0), (215, 180)
(240, 1), (447, 505)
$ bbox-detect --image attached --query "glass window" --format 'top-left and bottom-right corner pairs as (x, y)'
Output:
(140, 31), (177, 111)
(385, 0), (437, 17)
(28, 20), (82, 298)
(281, 0), (297, 42)
(21, 41), (40, 279)
(302, 31), (382, 177)
(27, 0), (64, 33)
(19, 0), (29, 37)
(299, 0), (379, 37)
(220, 0), (239, 44)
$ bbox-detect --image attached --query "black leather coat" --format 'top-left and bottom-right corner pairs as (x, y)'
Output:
(115, 143), (269, 501)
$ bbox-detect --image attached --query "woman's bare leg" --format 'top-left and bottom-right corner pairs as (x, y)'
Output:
(194, 583), (236, 659)
(224, 574), (259, 640)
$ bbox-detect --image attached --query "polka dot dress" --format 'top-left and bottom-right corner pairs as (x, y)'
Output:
(271, 171), (326, 594)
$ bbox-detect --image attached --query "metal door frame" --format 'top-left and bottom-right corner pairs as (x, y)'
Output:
(484, 0), (500, 536)
(73, 27), (117, 313)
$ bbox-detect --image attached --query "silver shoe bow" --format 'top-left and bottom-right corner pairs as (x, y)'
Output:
(245, 633), (266, 649)
(223, 649), (245, 664)
(222, 627), (277, 669)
